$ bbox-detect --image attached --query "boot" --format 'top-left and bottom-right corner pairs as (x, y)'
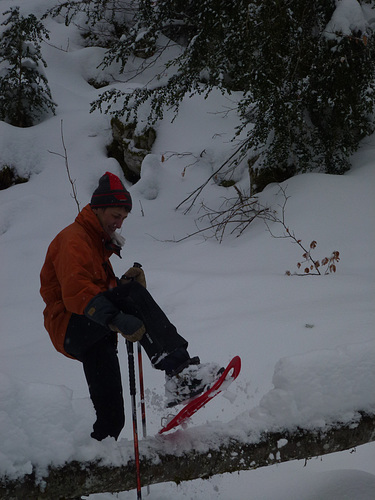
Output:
(165, 359), (224, 408)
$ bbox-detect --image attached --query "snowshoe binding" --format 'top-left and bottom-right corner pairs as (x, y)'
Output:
(165, 357), (224, 408)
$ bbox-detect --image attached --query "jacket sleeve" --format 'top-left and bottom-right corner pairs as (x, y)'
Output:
(52, 232), (104, 316)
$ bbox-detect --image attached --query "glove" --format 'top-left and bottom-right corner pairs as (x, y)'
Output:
(120, 266), (147, 288)
(85, 294), (145, 342)
(109, 312), (146, 342)
(84, 293), (120, 327)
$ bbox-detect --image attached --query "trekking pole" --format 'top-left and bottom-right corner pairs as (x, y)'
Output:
(132, 262), (150, 495)
(126, 339), (142, 499)
(132, 264), (148, 439)
(137, 340), (150, 495)
(137, 341), (147, 439)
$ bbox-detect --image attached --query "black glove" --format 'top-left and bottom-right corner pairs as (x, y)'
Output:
(109, 312), (146, 342)
(84, 294), (145, 342)
(84, 293), (120, 327)
(120, 266), (146, 288)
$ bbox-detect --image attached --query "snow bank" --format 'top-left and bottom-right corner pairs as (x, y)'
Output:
(1, 341), (374, 480)
(0, 372), (132, 480)
(247, 341), (375, 432)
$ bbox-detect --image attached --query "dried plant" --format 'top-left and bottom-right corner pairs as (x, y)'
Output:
(264, 186), (340, 276)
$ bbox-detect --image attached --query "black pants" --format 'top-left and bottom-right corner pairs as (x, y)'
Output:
(64, 281), (190, 440)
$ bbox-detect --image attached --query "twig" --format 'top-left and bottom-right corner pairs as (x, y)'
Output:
(197, 195), (268, 243)
(175, 138), (250, 214)
(139, 199), (145, 217)
(154, 189), (268, 243)
(48, 120), (80, 213)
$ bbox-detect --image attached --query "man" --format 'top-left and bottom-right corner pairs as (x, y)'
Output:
(40, 171), (219, 441)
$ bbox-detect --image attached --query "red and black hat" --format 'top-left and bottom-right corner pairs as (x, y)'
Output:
(90, 172), (132, 211)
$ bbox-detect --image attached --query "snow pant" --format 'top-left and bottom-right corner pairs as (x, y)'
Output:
(64, 281), (190, 440)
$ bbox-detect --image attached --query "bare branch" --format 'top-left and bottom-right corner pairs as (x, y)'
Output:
(48, 120), (80, 213)
(176, 138), (250, 214)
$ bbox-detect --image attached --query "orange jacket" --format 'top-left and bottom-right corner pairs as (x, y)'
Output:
(40, 204), (119, 358)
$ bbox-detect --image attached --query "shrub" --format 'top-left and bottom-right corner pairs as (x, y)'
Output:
(0, 7), (56, 127)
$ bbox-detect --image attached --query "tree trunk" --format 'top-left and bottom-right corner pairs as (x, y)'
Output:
(1, 412), (374, 500)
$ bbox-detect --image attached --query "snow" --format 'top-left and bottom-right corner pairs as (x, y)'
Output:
(0, 1), (374, 499)
(325, 0), (369, 39)
(134, 154), (163, 200)
(249, 342), (375, 431)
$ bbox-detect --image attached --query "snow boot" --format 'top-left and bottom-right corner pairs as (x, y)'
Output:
(165, 358), (224, 408)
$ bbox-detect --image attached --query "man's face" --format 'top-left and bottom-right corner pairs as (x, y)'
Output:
(93, 206), (129, 236)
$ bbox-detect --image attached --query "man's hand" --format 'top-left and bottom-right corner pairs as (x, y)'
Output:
(85, 293), (119, 326)
(84, 294), (145, 342)
(120, 266), (146, 288)
(109, 312), (146, 342)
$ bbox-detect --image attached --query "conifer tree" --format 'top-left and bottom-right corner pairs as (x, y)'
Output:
(49, 1), (375, 189)
(45, 0), (138, 48)
(242, 0), (375, 182)
(89, 0), (375, 186)
(0, 7), (56, 127)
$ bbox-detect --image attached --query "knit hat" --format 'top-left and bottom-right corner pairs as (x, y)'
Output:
(90, 172), (132, 211)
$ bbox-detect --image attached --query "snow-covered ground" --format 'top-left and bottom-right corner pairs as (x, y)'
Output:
(0, 1), (374, 498)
